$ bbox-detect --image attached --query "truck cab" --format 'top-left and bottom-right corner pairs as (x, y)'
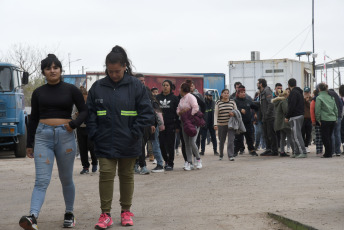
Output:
(0, 63), (28, 157)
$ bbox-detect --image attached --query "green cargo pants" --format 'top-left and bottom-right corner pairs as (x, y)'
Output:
(98, 157), (136, 213)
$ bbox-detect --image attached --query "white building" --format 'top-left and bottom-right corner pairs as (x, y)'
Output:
(228, 52), (314, 97)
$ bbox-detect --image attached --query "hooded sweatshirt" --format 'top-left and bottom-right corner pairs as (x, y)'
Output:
(285, 87), (304, 119)
(156, 92), (180, 130)
(272, 96), (290, 131)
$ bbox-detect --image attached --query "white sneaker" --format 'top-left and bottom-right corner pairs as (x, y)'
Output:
(175, 149), (179, 156)
(190, 164), (194, 170)
(184, 162), (191, 171)
(183, 161), (188, 169)
(229, 157), (235, 161)
(286, 147), (290, 153)
(152, 159), (157, 164)
(196, 159), (202, 169)
(306, 147), (310, 153)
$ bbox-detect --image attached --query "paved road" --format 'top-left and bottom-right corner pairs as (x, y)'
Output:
(1, 144), (343, 230)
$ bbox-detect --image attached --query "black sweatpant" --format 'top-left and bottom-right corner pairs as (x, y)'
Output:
(77, 127), (97, 169)
(302, 118), (312, 147)
(159, 129), (176, 167)
(234, 122), (255, 153)
(262, 118), (278, 153)
(200, 126), (217, 153)
(320, 120), (336, 157)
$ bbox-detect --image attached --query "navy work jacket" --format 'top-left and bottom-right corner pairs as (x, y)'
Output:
(87, 74), (154, 158)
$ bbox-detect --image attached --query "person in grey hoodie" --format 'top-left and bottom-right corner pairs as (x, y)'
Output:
(285, 78), (307, 158)
(257, 78), (278, 156)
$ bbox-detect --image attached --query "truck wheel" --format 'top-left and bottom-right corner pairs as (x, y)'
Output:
(14, 127), (27, 158)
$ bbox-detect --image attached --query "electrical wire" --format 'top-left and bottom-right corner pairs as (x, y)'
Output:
(271, 24), (311, 59)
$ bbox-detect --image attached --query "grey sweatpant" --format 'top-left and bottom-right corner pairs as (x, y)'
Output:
(181, 125), (200, 163)
(218, 125), (236, 158)
(289, 115), (306, 155)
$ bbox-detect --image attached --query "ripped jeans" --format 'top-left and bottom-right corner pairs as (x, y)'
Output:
(30, 123), (77, 217)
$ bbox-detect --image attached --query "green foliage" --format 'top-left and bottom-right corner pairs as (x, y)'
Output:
(23, 76), (45, 106)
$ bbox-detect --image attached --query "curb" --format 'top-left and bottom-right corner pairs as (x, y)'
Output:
(267, 212), (318, 230)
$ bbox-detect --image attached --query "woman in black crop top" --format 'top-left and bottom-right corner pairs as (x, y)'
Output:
(19, 54), (87, 230)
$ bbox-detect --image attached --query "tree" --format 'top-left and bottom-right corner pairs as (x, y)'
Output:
(4, 44), (61, 106)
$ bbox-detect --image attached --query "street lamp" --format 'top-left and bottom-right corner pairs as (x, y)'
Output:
(68, 53), (82, 74)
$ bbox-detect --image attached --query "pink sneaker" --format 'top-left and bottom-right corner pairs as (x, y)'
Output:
(121, 211), (134, 226)
(95, 213), (113, 229)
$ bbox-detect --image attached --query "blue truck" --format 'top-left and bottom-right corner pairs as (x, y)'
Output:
(182, 73), (226, 101)
(0, 63), (29, 157)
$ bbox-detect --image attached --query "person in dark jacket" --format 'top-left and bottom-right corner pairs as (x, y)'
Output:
(301, 87), (312, 153)
(328, 89), (343, 156)
(200, 91), (218, 155)
(234, 85), (258, 156)
(257, 78), (278, 156)
(156, 80), (180, 170)
(285, 78), (307, 158)
(87, 46), (154, 228)
(133, 74), (156, 175)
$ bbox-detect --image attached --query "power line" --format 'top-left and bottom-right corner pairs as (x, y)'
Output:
(271, 24), (311, 59)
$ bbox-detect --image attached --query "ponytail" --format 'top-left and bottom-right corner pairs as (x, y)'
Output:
(105, 45), (133, 76)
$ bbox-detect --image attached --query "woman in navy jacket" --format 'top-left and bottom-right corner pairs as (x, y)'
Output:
(87, 46), (154, 228)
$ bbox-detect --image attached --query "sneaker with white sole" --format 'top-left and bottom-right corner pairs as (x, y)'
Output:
(139, 166), (150, 175)
(183, 161), (188, 169)
(306, 147), (310, 153)
(19, 214), (38, 230)
(151, 165), (164, 173)
(184, 162), (191, 171)
(63, 212), (75, 228)
(95, 213), (113, 229)
(196, 159), (202, 169)
(152, 159), (157, 164)
(229, 157), (235, 161)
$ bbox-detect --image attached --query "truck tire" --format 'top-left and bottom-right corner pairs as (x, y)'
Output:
(14, 126), (27, 158)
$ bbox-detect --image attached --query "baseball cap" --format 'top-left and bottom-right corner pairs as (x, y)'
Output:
(205, 91), (213, 96)
(304, 87), (311, 92)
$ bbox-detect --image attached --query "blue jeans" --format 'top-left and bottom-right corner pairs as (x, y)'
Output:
(331, 117), (341, 154)
(30, 123), (77, 217)
(254, 121), (266, 149)
(152, 125), (164, 166)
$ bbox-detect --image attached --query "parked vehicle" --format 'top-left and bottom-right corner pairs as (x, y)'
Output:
(0, 63), (29, 157)
(143, 73), (204, 96)
(84, 72), (204, 96)
(228, 57), (314, 98)
(204, 88), (220, 102)
(183, 73), (226, 96)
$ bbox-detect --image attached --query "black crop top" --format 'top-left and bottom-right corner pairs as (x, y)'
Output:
(27, 81), (88, 148)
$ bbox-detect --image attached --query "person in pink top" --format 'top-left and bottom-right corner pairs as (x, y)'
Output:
(177, 80), (202, 171)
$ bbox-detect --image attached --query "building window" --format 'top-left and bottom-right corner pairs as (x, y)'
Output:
(265, 69), (284, 73)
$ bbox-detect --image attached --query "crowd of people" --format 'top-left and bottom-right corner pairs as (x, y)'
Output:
(19, 45), (344, 230)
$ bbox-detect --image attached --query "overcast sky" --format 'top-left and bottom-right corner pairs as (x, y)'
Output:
(1, 0), (343, 80)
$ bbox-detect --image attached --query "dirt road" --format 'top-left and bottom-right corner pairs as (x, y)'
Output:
(1, 145), (343, 230)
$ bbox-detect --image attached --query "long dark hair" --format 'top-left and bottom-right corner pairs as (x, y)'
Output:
(180, 79), (192, 93)
(220, 89), (229, 100)
(41, 54), (62, 75)
(105, 45), (133, 76)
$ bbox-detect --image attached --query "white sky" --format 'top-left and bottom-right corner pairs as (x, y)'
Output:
(1, 0), (343, 81)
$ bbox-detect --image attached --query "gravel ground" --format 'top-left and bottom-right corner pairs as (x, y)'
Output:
(1, 143), (343, 230)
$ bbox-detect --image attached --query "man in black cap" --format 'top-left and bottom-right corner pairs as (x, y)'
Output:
(200, 91), (218, 156)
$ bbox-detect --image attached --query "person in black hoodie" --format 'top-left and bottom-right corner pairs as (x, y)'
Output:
(156, 80), (180, 170)
(234, 85), (258, 156)
(200, 91), (218, 155)
(285, 78), (307, 158)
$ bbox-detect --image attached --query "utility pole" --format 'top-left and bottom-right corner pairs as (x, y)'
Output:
(312, 0), (316, 81)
